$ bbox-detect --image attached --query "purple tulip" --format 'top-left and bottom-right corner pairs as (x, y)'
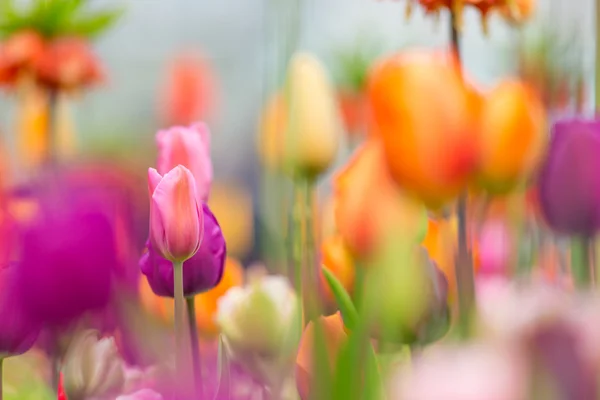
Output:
(15, 184), (120, 328)
(0, 263), (40, 357)
(140, 202), (226, 298)
(538, 119), (600, 236)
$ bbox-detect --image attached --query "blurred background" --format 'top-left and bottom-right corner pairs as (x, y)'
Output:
(0, 0), (594, 265)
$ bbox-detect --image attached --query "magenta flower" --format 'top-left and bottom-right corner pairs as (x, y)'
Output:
(148, 166), (203, 262)
(156, 123), (213, 202)
(15, 184), (120, 328)
(0, 263), (40, 357)
(538, 119), (600, 236)
(140, 202), (226, 297)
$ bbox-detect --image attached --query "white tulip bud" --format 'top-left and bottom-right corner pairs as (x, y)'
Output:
(62, 330), (125, 400)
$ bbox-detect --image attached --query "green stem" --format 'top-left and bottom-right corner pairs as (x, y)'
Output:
(455, 195), (475, 338)
(172, 260), (188, 398)
(0, 358), (4, 400)
(186, 297), (203, 398)
(292, 184), (304, 314)
(571, 237), (593, 288)
(303, 179), (319, 322)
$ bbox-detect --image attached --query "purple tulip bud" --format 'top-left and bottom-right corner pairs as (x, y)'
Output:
(16, 185), (120, 328)
(538, 119), (600, 236)
(140, 202), (226, 298)
(0, 263), (40, 357)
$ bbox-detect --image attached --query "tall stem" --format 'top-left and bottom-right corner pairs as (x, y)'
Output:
(303, 179), (319, 323)
(571, 237), (594, 288)
(46, 89), (59, 166)
(173, 260), (190, 398)
(449, 6), (474, 337)
(0, 358), (4, 400)
(186, 297), (203, 398)
(292, 183), (304, 315)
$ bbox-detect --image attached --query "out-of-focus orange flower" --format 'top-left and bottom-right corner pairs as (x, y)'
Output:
(2, 30), (44, 73)
(338, 91), (369, 140)
(321, 235), (355, 302)
(34, 37), (103, 91)
(476, 80), (546, 194)
(422, 217), (481, 296)
(333, 138), (427, 257)
(500, 0), (536, 23)
(17, 84), (76, 169)
(160, 53), (217, 126)
(257, 93), (286, 171)
(139, 257), (244, 337)
(194, 257), (244, 337)
(296, 313), (347, 400)
(208, 182), (254, 258)
(369, 51), (482, 209)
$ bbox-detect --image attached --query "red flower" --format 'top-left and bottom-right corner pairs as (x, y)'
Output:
(34, 37), (103, 91)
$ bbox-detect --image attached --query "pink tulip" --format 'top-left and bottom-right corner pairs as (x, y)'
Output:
(156, 123), (213, 202)
(148, 166), (203, 262)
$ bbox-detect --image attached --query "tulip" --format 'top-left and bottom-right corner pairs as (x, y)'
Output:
(500, 0), (536, 23)
(477, 219), (511, 277)
(368, 50), (481, 208)
(476, 80), (546, 194)
(257, 92), (286, 171)
(283, 52), (341, 178)
(160, 53), (217, 127)
(140, 201), (225, 297)
(295, 313), (347, 400)
(148, 166), (203, 262)
(156, 123), (213, 202)
(15, 184), (119, 328)
(216, 274), (301, 386)
(62, 330), (125, 400)
(34, 37), (103, 91)
(538, 120), (600, 236)
(0, 264), (40, 359)
(321, 235), (355, 303)
(333, 138), (427, 257)
(117, 389), (164, 400)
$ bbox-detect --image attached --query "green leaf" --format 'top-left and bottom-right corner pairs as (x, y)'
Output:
(214, 336), (230, 400)
(65, 9), (124, 38)
(322, 266), (359, 330)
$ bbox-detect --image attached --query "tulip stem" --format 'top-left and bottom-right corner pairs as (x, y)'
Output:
(46, 89), (59, 166)
(173, 260), (190, 398)
(455, 195), (475, 338)
(571, 237), (594, 288)
(450, 6), (461, 62)
(303, 179), (319, 322)
(292, 183), (304, 319)
(186, 297), (204, 399)
(0, 358), (3, 400)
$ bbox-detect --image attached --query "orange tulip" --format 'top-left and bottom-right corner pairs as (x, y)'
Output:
(500, 0), (536, 23)
(422, 217), (481, 296)
(333, 138), (427, 257)
(321, 235), (355, 302)
(476, 80), (546, 194)
(369, 51), (482, 209)
(296, 313), (347, 400)
(139, 257), (244, 337)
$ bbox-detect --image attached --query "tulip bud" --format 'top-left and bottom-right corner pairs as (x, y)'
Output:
(156, 123), (213, 202)
(140, 202), (226, 298)
(283, 52), (341, 178)
(216, 275), (301, 385)
(148, 166), (203, 262)
(62, 330), (125, 400)
(477, 80), (546, 194)
(538, 120), (600, 236)
(369, 51), (481, 208)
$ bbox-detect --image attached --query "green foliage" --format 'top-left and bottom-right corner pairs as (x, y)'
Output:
(0, 0), (123, 39)
(332, 37), (382, 94)
(322, 266), (359, 330)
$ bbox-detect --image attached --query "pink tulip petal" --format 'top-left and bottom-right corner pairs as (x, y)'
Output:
(148, 168), (162, 197)
(150, 165), (202, 261)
